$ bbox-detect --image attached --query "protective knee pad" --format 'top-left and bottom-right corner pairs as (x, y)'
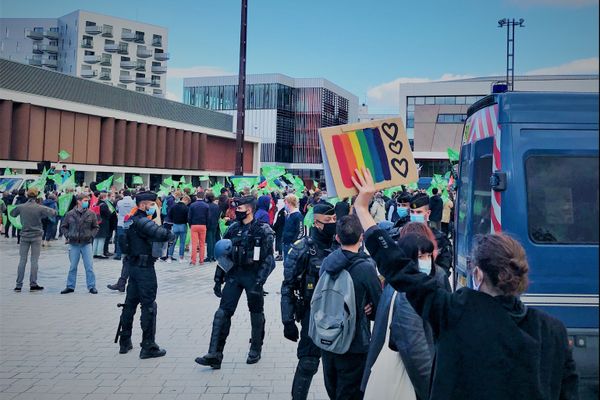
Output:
(215, 307), (233, 321)
(298, 356), (320, 376)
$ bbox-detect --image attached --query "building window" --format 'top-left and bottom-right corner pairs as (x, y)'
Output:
(436, 114), (467, 123)
(136, 86), (145, 92)
(152, 34), (162, 47)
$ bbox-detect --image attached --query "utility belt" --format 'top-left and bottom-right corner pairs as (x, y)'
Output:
(126, 254), (155, 268)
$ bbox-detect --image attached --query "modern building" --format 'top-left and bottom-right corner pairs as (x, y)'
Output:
(357, 103), (397, 123)
(398, 74), (600, 176)
(0, 10), (169, 98)
(183, 74), (359, 179)
(0, 58), (260, 189)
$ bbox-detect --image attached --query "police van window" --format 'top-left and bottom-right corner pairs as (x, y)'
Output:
(456, 148), (472, 241)
(526, 156), (599, 244)
(470, 155), (493, 235)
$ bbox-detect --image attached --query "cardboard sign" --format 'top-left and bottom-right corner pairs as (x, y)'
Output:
(319, 117), (418, 198)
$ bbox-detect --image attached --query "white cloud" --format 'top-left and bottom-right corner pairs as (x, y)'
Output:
(508, 0), (598, 7)
(526, 57), (599, 75)
(367, 73), (474, 112)
(168, 65), (232, 78)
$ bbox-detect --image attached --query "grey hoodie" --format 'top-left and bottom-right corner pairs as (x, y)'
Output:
(320, 248), (382, 354)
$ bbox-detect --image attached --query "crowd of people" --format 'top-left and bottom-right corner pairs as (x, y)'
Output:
(0, 169), (579, 400)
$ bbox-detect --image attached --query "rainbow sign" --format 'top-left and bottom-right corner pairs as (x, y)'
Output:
(319, 117), (418, 198)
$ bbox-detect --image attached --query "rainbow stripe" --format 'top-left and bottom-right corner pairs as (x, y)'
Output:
(331, 128), (391, 188)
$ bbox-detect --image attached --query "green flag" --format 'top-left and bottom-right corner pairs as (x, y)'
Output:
(199, 175), (210, 181)
(230, 177), (256, 191)
(293, 176), (306, 192)
(219, 218), (228, 237)
(57, 193), (73, 217)
(157, 184), (170, 197)
(7, 205), (22, 230)
(132, 176), (143, 185)
(407, 181), (418, 191)
(163, 177), (175, 187)
(58, 169), (76, 190)
(58, 149), (71, 160)
(95, 176), (113, 191)
(115, 176), (124, 184)
(261, 165), (286, 181)
(447, 147), (460, 162)
(104, 199), (116, 214)
(211, 182), (224, 195)
(303, 206), (314, 229)
(3, 168), (13, 176)
(179, 176), (186, 183)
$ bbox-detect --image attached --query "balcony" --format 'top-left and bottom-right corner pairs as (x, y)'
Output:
(84, 55), (101, 63)
(26, 29), (44, 40)
(136, 77), (151, 85)
(150, 79), (161, 87)
(153, 88), (163, 96)
(32, 44), (44, 54)
(81, 41), (94, 49)
(81, 70), (97, 78)
(100, 55), (112, 66)
(104, 43), (119, 52)
(117, 45), (129, 54)
(119, 74), (135, 83)
(120, 60), (135, 69)
(99, 71), (111, 80)
(101, 26), (113, 37)
(121, 31), (135, 41)
(134, 34), (145, 43)
(41, 44), (58, 53)
(42, 57), (57, 68)
(135, 62), (146, 71)
(154, 52), (170, 61)
(151, 65), (167, 74)
(85, 25), (102, 35)
(43, 29), (59, 40)
(151, 38), (162, 47)
(136, 48), (153, 58)
(28, 57), (42, 66)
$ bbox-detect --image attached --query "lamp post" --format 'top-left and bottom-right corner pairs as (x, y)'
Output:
(235, 0), (248, 175)
(498, 18), (525, 91)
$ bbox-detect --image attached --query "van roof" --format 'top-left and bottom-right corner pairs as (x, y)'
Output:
(467, 91), (599, 125)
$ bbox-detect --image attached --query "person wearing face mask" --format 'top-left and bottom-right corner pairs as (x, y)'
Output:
(388, 191), (411, 227)
(282, 194), (304, 262)
(408, 193), (452, 276)
(352, 168), (579, 400)
(59, 193), (99, 294)
(196, 196), (275, 369)
(115, 191), (174, 359)
(280, 202), (339, 399)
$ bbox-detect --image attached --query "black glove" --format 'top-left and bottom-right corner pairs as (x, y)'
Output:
(283, 322), (299, 342)
(213, 282), (223, 298)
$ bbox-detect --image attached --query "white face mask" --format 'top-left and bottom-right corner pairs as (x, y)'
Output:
(418, 258), (432, 275)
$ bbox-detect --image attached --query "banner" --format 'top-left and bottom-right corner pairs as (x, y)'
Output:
(261, 165), (286, 181)
(319, 118), (418, 198)
(96, 176), (113, 191)
(132, 176), (144, 185)
(57, 193), (73, 217)
(7, 205), (22, 230)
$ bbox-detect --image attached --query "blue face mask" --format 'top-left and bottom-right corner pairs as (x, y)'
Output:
(397, 206), (409, 218)
(81, 201), (89, 209)
(410, 213), (425, 223)
(146, 206), (156, 216)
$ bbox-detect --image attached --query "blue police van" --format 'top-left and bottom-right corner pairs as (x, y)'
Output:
(453, 91), (599, 396)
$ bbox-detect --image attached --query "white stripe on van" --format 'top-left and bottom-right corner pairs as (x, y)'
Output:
(521, 294), (599, 307)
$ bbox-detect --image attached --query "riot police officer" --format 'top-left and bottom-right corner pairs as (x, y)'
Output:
(195, 196), (275, 369)
(280, 202), (338, 400)
(116, 191), (174, 359)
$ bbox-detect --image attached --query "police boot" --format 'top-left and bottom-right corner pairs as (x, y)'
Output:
(291, 356), (320, 400)
(118, 305), (135, 354)
(195, 308), (231, 369)
(119, 333), (133, 354)
(139, 302), (166, 359)
(246, 312), (265, 364)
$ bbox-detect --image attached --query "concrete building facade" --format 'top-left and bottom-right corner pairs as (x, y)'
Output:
(0, 58), (259, 189)
(0, 10), (169, 98)
(183, 74), (359, 179)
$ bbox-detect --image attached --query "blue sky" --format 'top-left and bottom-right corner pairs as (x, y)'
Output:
(1, 0), (598, 113)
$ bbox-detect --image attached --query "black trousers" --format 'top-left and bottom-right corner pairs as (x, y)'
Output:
(119, 259), (158, 349)
(291, 312), (322, 400)
(219, 269), (264, 316)
(321, 351), (367, 400)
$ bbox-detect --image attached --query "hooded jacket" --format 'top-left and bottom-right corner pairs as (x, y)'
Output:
(255, 195), (271, 225)
(319, 248), (382, 354)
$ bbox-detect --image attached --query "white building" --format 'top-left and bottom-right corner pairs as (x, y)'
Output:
(357, 103), (397, 123)
(183, 74), (359, 179)
(397, 74), (599, 176)
(0, 10), (169, 98)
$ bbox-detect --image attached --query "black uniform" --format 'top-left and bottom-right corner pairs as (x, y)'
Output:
(117, 202), (174, 359)
(281, 226), (337, 400)
(196, 212), (275, 368)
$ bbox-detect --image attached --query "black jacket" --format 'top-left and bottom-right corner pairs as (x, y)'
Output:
(429, 195), (443, 222)
(188, 200), (209, 225)
(96, 201), (113, 238)
(364, 226), (579, 400)
(168, 202), (189, 225)
(207, 202), (220, 229)
(320, 249), (382, 354)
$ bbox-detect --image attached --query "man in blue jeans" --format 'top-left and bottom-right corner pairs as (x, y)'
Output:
(59, 193), (99, 294)
(167, 195), (190, 263)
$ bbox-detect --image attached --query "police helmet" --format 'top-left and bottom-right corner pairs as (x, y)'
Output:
(215, 239), (234, 272)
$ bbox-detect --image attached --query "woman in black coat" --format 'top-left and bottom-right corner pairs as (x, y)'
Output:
(351, 168), (578, 400)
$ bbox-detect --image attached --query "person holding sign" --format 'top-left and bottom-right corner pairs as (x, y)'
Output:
(10, 188), (56, 292)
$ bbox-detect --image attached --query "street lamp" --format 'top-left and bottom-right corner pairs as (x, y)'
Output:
(498, 18), (525, 91)
(235, 0), (248, 176)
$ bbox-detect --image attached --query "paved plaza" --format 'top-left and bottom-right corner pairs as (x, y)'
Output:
(0, 238), (328, 400)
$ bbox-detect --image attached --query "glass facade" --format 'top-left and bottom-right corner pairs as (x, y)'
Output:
(184, 83), (351, 171)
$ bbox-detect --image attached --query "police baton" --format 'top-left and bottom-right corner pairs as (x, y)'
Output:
(113, 303), (125, 343)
